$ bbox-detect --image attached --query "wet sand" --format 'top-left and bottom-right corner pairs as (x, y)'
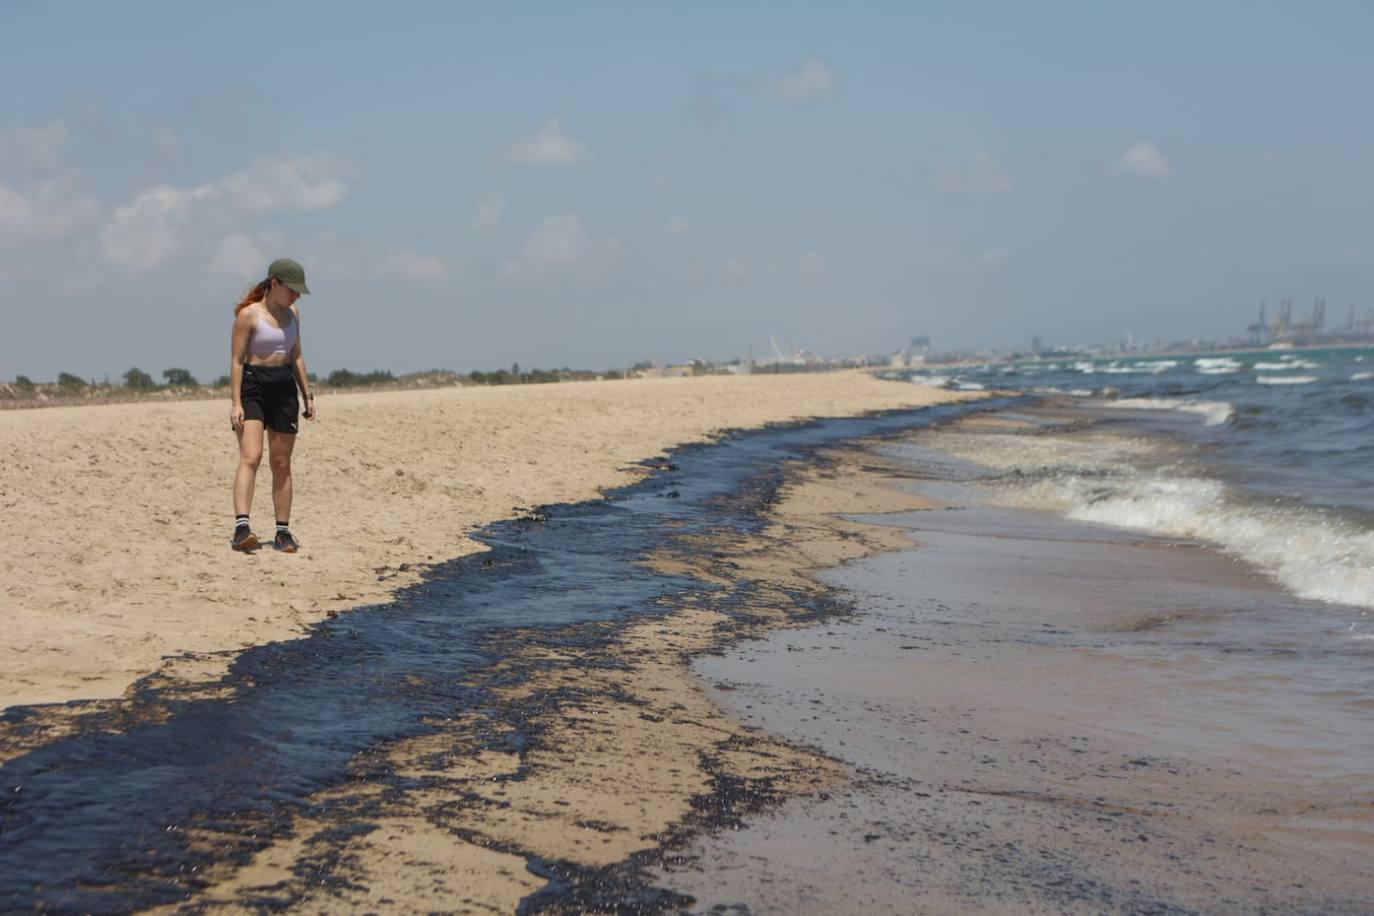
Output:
(1, 378), (983, 912)
(658, 430), (1374, 913)
(13, 382), (1365, 912)
(139, 445), (940, 913)
(0, 371), (970, 712)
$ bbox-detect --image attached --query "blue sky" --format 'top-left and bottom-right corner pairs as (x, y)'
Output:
(2, 1), (1371, 380)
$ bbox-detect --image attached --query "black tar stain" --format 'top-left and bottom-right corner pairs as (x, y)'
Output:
(0, 400), (1016, 912)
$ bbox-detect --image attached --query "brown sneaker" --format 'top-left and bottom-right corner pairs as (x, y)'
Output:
(231, 526), (259, 551)
(274, 529), (300, 553)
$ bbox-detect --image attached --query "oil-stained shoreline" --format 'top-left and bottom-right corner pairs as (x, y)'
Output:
(0, 400), (1005, 913)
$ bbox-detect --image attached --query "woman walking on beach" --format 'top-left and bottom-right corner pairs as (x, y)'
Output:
(229, 258), (316, 552)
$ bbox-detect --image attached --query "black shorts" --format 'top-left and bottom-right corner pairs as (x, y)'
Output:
(240, 365), (300, 434)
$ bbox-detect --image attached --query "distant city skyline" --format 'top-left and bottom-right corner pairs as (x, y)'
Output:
(2, 2), (1371, 381)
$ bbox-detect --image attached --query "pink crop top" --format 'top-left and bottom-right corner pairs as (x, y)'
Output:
(247, 313), (298, 359)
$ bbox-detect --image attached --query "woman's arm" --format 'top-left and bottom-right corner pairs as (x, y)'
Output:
(291, 306), (315, 420)
(229, 309), (255, 430)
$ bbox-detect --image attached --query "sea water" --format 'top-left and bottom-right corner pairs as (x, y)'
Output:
(904, 346), (1374, 620)
(890, 347), (1374, 810)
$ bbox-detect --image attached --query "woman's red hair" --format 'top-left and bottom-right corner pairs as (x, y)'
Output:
(234, 278), (272, 315)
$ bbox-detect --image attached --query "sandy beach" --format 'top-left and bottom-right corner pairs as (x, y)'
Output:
(159, 449), (930, 913)
(0, 371), (970, 713)
(0, 375), (981, 911)
(3, 382), (1368, 912)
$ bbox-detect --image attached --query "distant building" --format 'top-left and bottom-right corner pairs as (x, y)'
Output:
(632, 365), (691, 379)
(629, 365), (687, 379)
(1031, 335), (1043, 357)
(903, 335), (931, 366)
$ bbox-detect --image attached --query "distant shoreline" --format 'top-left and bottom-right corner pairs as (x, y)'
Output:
(0, 380), (446, 411)
(10, 338), (1369, 410)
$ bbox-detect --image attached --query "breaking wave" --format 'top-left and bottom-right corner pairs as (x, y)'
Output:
(922, 428), (1374, 612)
(1106, 397), (1236, 427)
(1039, 472), (1374, 610)
(1257, 375), (1318, 385)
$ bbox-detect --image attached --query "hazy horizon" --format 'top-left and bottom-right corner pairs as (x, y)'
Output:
(3, 2), (1371, 382)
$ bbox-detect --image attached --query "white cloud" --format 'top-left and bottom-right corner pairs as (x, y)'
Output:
(99, 152), (351, 272)
(506, 119), (587, 166)
(372, 250), (450, 282)
(717, 258), (747, 281)
(662, 214), (689, 237)
(100, 183), (218, 272)
(504, 214), (592, 276)
(209, 231), (273, 277)
(152, 125), (184, 164)
(772, 59), (836, 105)
(0, 178), (99, 244)
(922, 243), (1011, 276)
(221, 152), (350, 211)
(688, 258), (749, 282)
(0, 119), (98, 244)
(9, 119), (69, 171)
(797, 250), (828, 277)
(1112, 142), (1170, 180)
(271, 232), (451, 287)
(470, 192), (506, 230)
(935, 151), (1012, 194)
(0, 184), (32, 238)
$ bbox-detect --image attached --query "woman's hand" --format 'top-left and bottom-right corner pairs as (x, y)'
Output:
(231, 405), (245, 431)
(303, 396), (317, 421)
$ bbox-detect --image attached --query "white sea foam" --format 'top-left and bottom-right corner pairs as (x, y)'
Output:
(1256, 359), (1321, 371)
(1107, 397), (1236, 427)
(910, 375), (952, 388)
(1196, 357), (1241, 375)
(1044, 474), (1374, 610)
(1256, 375), (1317, 385)
(1352, 372), (1373, 381)
(956, 382), (986, 391)
(920, 429), (1374, 611)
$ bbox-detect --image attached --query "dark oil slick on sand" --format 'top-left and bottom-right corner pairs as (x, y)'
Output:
(0, 399), (1006, 913)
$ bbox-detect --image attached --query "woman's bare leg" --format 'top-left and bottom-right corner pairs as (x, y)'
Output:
(234, 421), (265, 517)
(267, 429), (297, 524)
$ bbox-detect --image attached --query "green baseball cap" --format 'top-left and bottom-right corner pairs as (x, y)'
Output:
(268, 258), (311, 295)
